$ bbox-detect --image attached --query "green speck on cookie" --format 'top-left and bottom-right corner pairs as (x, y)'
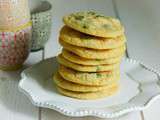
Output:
(95, 15), (105, 18)
(95, 59), (101, 61)
(96, 73), (102, 78)
(96, 66), (101, 71)
(88, 11), (96, 15)
(75, 15), (84, 21)
(83, 24), (89, 29)
(103, 24), (112, 29)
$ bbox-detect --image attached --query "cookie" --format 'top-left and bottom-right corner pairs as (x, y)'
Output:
(56, 85), (119, 100)
(54, 72), (118, 92)
(60, 26), (126, 49)
(62, 49), (122, 65)
(57, 54), (120, 72)
(59, 39), (126, 59)
(59, 65), (120, 86)
(63, 11), (124, 38)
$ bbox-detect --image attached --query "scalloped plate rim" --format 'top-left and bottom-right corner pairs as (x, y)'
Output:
(18, 57), (160, 118)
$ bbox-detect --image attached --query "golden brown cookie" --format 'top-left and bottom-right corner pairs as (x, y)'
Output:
(59, 65), (120, 86)
(59, 39), (126, 59)
(62, 49), (122, 65)
(60, 26), (126, 49)
(57, 85), (119, 100)
(57, 54), (120, 72)
(63, 11), (124, 37)
(54, 72), (118, 92)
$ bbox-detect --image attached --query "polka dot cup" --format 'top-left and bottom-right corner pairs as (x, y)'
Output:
(0, 25), (32, 71)
(31, 1), (52, 51)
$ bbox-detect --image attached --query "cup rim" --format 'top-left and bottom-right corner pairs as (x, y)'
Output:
(31, 1), (52, 15)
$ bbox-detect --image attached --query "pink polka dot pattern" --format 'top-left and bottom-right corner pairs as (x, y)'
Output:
(0, 26), (31, 67)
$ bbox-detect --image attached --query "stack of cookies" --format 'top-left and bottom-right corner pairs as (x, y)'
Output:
(54, 11), (126, 100)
